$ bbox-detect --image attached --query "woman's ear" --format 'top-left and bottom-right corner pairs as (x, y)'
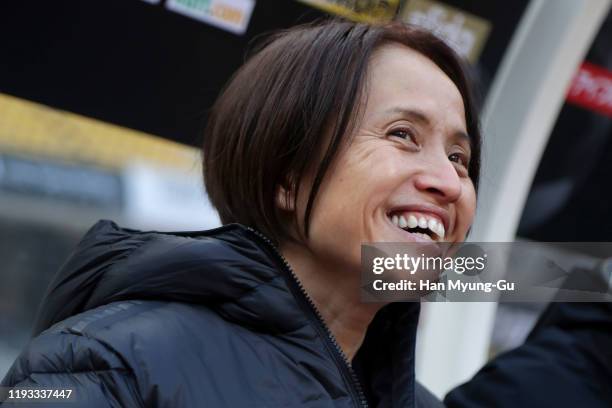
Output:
(275, 183), (295, 212)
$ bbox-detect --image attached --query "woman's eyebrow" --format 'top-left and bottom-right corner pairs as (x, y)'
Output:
(453, 130), (471, 147)
(383, 107), (431, 126)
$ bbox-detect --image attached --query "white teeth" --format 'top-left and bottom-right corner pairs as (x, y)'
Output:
(427, 218), (444, 239)
(428, 218), (438, 235)
(432, 221), (445, 240)
(418, 217), (427, 229)
(407, 215), (418, 229)
(428, 219), (445, 239)
(389, 211), (446, 240)
(434, 223), (441, 237)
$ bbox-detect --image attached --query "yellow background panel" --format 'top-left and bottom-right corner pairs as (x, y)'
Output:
(0, 93), (199, 171)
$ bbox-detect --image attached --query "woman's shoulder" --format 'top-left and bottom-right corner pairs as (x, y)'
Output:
(1, 299), (267, 406)
(4, 300), (232, 384)
(39, 299), (234, 365)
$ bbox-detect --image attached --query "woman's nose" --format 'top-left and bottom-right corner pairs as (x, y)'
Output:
(413, 156), (462, 202)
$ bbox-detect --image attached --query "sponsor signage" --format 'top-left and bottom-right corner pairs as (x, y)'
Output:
(399, 0), (491, 64)
(166, 0), (255, 35)
(566, 62), (612, 117)
(298, 0), (400, 23)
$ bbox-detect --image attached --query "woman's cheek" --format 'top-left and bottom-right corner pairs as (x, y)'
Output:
(455, 182), (477, 240)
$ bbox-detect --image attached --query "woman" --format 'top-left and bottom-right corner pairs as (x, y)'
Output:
(3, 19), (610, 408)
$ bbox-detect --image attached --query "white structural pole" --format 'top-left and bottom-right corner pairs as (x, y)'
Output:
(416, 0), (611, 398)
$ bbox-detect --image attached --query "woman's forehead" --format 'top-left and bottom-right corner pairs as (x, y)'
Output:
(365, 44), (467, 130)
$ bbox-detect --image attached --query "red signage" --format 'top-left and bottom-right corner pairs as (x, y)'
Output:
(566, 62), (612, 117)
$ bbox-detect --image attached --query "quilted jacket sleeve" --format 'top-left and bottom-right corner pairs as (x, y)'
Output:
(1, 330), (144, 408)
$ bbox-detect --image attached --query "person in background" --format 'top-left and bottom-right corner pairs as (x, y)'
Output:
(2, 19), (611, 408)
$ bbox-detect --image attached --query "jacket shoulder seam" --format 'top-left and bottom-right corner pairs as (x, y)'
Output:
(24, 367), (131, 376)
(62, 300), (156, 334)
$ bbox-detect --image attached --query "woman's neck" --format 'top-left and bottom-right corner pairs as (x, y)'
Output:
(281, 241), (385, 361)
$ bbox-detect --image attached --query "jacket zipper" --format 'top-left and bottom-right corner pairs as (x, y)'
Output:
(247, 227), (369, 408)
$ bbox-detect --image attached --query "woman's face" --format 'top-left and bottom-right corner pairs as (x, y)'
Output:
(294, 43), (476, 272)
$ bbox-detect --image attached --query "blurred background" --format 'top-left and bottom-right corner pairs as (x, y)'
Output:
(0, 0), (610, 398)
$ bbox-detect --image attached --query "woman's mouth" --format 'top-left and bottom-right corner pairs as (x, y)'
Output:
(387, 211), (446, 242)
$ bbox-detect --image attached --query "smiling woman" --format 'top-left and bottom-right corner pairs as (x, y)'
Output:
(202, 20), (481, 368)
(203, 20), (481, 247)
(2, 19), (486, 408)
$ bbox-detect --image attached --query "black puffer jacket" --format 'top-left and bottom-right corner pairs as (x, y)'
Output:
(1, 220), (437, 407)
(2, 221), (612, 407)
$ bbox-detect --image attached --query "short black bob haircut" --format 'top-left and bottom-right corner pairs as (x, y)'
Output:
(203, 19), (481, 244)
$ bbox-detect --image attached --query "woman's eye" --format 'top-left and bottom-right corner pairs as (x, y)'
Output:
(389, 128), (416, 142)
(449, 153), (469, 167)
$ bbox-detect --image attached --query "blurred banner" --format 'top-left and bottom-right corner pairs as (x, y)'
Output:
(566, 62), (612, 117)
(0, 93), (196, 172)
(297, 0), (400, 23)
(165, 0), (256, 34)
(398, 0), (491, 63)
(0, 92), (215, 231)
